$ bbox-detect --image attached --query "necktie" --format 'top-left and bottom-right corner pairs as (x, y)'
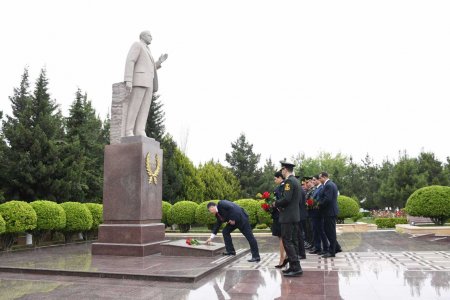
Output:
(217, 212), (224, 221)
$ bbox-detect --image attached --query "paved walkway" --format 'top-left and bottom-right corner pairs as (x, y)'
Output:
(0, 231), (449, 299)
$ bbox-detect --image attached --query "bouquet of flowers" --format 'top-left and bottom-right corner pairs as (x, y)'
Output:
(186, 238), (200, 246)
(306, 198), (318, 210)
(257, 191), (275, 213)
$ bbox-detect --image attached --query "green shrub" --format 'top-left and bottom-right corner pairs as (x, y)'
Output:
(84, 203), (103, 230)
(256, 200), (273, 225)
(0, 200), (37, 250)
(60, 202), (93, 242)
(171, 201), (198, 232)
(351, 212), (364, 223)
(405, 185), (450, 225)
(195, 200), (219, 229)
(375, 218), (408, 228)
(0, 201), (37, 233)
(30, 200), (66, 246)
(337, 196), (360, 223)
(234, 199), (260, 227)
(256, 223), (268, 229)
(161, 201), (172, 226)
(0, 215), (5, 234)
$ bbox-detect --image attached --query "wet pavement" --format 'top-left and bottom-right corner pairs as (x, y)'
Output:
(0, 231), (449, 299)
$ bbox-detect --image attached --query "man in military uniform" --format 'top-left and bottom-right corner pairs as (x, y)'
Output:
(274, 161), (303, 277)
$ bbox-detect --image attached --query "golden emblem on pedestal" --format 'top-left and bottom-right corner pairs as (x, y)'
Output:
(145, 152), (160, 184)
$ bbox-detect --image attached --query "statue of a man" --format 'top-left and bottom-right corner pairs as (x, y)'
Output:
(123, 30), (168, 137)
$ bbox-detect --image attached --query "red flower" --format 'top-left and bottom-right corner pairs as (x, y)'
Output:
(262, 191), (271, 199)
(261, 203), (270, 211)
(306, 199), (314, 207)
(186, 238), (191, 245)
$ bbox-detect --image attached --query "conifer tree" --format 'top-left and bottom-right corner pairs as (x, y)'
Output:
(145, 94), (165, 141)
(2, 68), (65, 201)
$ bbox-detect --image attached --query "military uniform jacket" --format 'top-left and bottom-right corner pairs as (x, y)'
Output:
(274, 174), (301, 223)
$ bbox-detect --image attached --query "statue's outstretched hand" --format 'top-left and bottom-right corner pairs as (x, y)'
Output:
(158, 53), (168, 64)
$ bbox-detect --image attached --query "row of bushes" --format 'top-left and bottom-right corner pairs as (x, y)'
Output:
(0, 200), (102, 250)
(375, 218), (408, 228)
(162, 196), (362, 232)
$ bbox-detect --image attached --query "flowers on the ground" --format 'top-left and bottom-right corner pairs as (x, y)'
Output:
(186, 238), (200, 246)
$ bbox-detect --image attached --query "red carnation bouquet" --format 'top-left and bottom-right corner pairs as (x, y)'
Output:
(257, 191), (275, 213)
(186, 238), (200, 246)
(306, 198), (318, 209)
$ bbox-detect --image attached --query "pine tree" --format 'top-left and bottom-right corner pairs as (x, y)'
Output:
(197, 160), (240, 201)
(63, 89), (105, 202)
(145, 95), (165, 141)
(225, 133), (262, 198)
(256, 158), (277, 195)
(2, 68), (65, 201)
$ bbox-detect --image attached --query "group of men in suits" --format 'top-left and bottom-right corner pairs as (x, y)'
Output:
(204, 161), (342, 278)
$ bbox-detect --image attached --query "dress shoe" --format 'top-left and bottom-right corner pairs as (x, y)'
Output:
(309, 249), (321, 254)
(336, 248), (342, 253)
(247, 257), (261, 262)
(275, 258), (289, 268)
(283, 269), (303, 277)
(319, 251), (328, 255)
(299, 255), (306, 260)
(322, 253), (335, 258)
(282, 268), (292, 274)
(222, 252), (236, 256)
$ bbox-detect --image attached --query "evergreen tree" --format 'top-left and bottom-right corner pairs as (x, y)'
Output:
(225, 133), (262, 198)
(2, 68), (65, 201)
(62, 89), (105, 202)
(256, 158), (277, 195)
(417, 152), (448, 186)
(145, 95), (165, 141)
(161, 134), (205, 203)
(197, 160), (240, 201)
(102, 114), (110, 145)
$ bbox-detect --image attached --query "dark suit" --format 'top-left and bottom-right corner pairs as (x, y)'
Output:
(275, 174), (301, 271)
(318, 180), (341, 255)
(310, 185), (329, 252)
(212, 200), (260, 258)
(296, 188), (307, 257)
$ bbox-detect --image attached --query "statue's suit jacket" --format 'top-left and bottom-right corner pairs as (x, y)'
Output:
(124, 41), (160, 91)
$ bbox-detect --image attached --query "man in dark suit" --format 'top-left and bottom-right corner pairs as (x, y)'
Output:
(205, 200), (260, 262)
(317, 172), (342, 258)
(274, 161), (303, 277)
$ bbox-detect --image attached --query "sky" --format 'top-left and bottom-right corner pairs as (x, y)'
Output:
(1, 0), (449, 167)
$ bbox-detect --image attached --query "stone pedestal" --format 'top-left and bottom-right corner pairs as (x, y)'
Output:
(92, 136), (166, 256)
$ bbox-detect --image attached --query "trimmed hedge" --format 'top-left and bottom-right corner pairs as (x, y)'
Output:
(162, 201), (172, 226)
(337, 196), (360, 223)
(30, 200), (66, 231)
(171, 201), (198, 232)
(195, 200), (219, 229)
(0, 200), (37, 233)
(0, 215), (5, 234)
(234, 199), (260, 227)
(60, 202), (93, 233)
(256, 200), (273, 225)
(84, 203), (103, 230)
(405, 185), (450, 225)
(375, 218), (408, 228)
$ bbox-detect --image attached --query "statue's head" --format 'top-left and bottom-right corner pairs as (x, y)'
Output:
(139, 31), (152, 45)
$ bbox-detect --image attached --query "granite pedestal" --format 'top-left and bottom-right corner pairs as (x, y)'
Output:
(92, 136), (167, 256)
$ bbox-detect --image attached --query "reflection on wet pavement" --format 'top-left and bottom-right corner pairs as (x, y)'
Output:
(0, 231), (449, 299)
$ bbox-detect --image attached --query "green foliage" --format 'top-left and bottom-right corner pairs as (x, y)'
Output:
(375, 218), (407, 228)
(84, 203), (103, 230)
(225, 133), (262, 198)
(145, 95), (165, 141)
(405, 185), (450, 225)
(0, 214), (6, 234)
(60, 202), (93, 232)
(197, 161), (240, 201)
(195, 200), (219, 227)
(351, 212), (364, 223)
(0, 200), (37, 233)
(337, 196), (360, 222)
(170, 201), (198, 231)
(256, 158), (277, 195)
(256, 200), (273, 225)
(256, 224), (268, 229)
(30, 200), (66, 231)
(234, 199), (260, 227)
(161, 201), (172, 226)
(161, 135), (205, 203)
